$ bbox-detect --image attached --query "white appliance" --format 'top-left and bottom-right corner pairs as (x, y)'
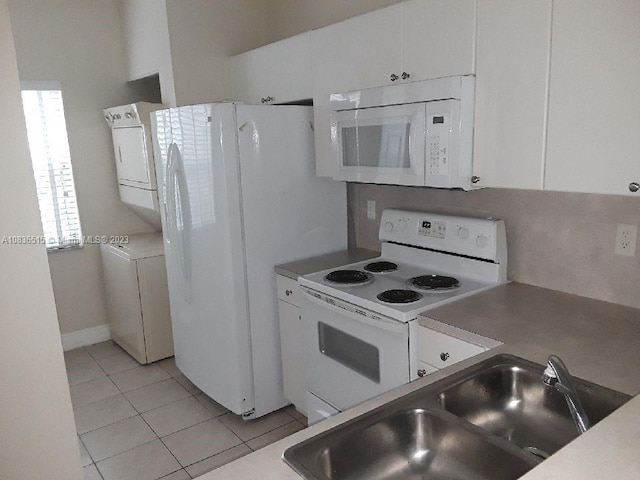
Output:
(299, 209), (507, 424)
(152, 103), (347, 419)
(330, 76), (476, 189)
(100, 233), (173, 364)
(104, 102), (163, 228)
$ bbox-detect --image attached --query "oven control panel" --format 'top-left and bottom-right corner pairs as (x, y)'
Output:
(418, 220), (447, 239)
(379, 209), (506, 264)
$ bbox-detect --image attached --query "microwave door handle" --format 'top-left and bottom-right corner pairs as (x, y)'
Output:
(409, 107), (425, 178)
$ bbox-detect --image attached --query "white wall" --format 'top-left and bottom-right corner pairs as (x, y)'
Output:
(118, 0), (176, 106)
(266, 0), (403, 42)
(0, 1), (82, 477)
(8, 0), (156, 335)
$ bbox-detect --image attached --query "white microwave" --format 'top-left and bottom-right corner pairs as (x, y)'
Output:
(329, 75), (476, 189)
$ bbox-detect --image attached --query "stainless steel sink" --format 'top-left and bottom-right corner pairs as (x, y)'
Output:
(288, 407), (538, 480)
(436, 356), (630, 457)
(284, 355), (631, 480)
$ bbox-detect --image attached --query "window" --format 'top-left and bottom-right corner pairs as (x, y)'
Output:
(21, 82), (82, 251)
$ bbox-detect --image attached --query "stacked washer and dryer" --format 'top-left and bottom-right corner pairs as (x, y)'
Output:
(100, 102), (174, 364)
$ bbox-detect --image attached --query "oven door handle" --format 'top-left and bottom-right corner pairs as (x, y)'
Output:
(300, 288), (408, 334)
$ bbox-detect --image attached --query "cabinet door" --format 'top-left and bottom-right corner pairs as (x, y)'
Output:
(545, 0), (640, 196)
(473, 0), (552, 189)
(231, 32), (312, 105)
(402, 0), (476, 82)
(418, 327), (486, 369)
(312, 5), (402, 94)
(312, 4), (403, 177)
(278, 300), (306, 415)
(230, 47), (269, 105)
(266, 32), (312, 104)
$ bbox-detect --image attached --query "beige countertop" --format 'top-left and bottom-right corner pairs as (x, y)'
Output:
(274, 248), (379, 280)
(420, 282), (640, 396)
(200, 282), (640, 480)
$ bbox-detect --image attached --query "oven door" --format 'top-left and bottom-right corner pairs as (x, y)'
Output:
(331, 103), (426, 186)
(301, 287), (410, 413)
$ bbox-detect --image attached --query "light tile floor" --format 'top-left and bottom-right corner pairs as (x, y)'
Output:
(65, 341), (306, 480)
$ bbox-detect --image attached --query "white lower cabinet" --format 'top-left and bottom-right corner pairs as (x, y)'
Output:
(307, 391), (340, 425)
(417, 361), (439, 378)
(276, 275), (307, 415)
(417, 324), (494, 377)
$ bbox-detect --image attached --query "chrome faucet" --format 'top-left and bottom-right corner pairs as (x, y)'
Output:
(542, 355), (591, 434)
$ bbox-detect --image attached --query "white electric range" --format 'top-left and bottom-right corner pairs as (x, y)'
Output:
(299, 208), (507, 424)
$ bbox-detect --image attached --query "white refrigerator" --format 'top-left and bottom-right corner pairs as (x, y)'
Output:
(151, 103), (347, 419)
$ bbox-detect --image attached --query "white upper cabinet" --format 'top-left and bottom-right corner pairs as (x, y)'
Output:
(230, 47), (269, 104)
(312, 5), (403, 177)
(311, 0), (476, 177)
(231, 32), (312, 105)
(402, 0), (476, 82)
(545, 0), (640, 196)
(312, 5), (403, 96)
(473, 0), (552, 190)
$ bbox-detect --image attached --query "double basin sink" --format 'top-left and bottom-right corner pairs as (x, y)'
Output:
(284, 354), (630, 480)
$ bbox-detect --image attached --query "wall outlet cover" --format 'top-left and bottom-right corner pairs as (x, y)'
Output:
(614, 224), (637, 256)
(367, 200), (376, 220)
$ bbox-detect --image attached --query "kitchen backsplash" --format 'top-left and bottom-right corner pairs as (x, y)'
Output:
(348, 184), (640, 310)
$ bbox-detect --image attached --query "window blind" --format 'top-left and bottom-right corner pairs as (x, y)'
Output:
(21, 84), (82, 250)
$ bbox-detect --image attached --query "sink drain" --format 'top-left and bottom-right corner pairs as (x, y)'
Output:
(522, 446), (551, 460)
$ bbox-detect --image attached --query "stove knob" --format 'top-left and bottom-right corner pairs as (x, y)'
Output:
(476, 235), (488, 248)
(457, 227), (469, 240)
(384, 221), (394, 232)
(398, 219), (408, 230)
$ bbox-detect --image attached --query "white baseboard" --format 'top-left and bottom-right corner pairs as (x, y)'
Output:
(61, 324), (111, 351)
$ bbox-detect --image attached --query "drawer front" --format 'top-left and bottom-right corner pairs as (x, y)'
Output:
(276, 274), (300, 306)
(418, 326), (486, 368)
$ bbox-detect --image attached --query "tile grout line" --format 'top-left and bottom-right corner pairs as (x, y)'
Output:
(117, 380), (226, 477)
(74, 346), (306, 477)
(132, 411), (185, 480)
(84, 406), (302, 475)
(83, 364), (176, 467)
(79, 435), (105, 480)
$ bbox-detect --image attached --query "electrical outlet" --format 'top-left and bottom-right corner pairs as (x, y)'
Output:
(367, 200), (376, 220)
(614, 224), (637, 256)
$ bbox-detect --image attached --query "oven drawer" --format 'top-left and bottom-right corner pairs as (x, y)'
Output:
(418, 326), (486, 369)
(276, 275), (299, 306)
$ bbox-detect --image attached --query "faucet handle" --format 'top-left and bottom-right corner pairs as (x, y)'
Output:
(542, 365), (558, 386)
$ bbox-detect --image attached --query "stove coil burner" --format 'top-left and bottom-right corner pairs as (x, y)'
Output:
(377, 289), (423, 304)
(324, 269), (373, 286)
(363, 261), (398, 273)
(408, 275), (460, 292)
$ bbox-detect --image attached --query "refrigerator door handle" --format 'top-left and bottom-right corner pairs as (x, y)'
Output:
(167, 143), (193, 303)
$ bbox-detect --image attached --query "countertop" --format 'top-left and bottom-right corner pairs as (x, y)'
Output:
(274, 248), (379, 280)
(200, 282), (640, 480)
(420, 282), (640, 396)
